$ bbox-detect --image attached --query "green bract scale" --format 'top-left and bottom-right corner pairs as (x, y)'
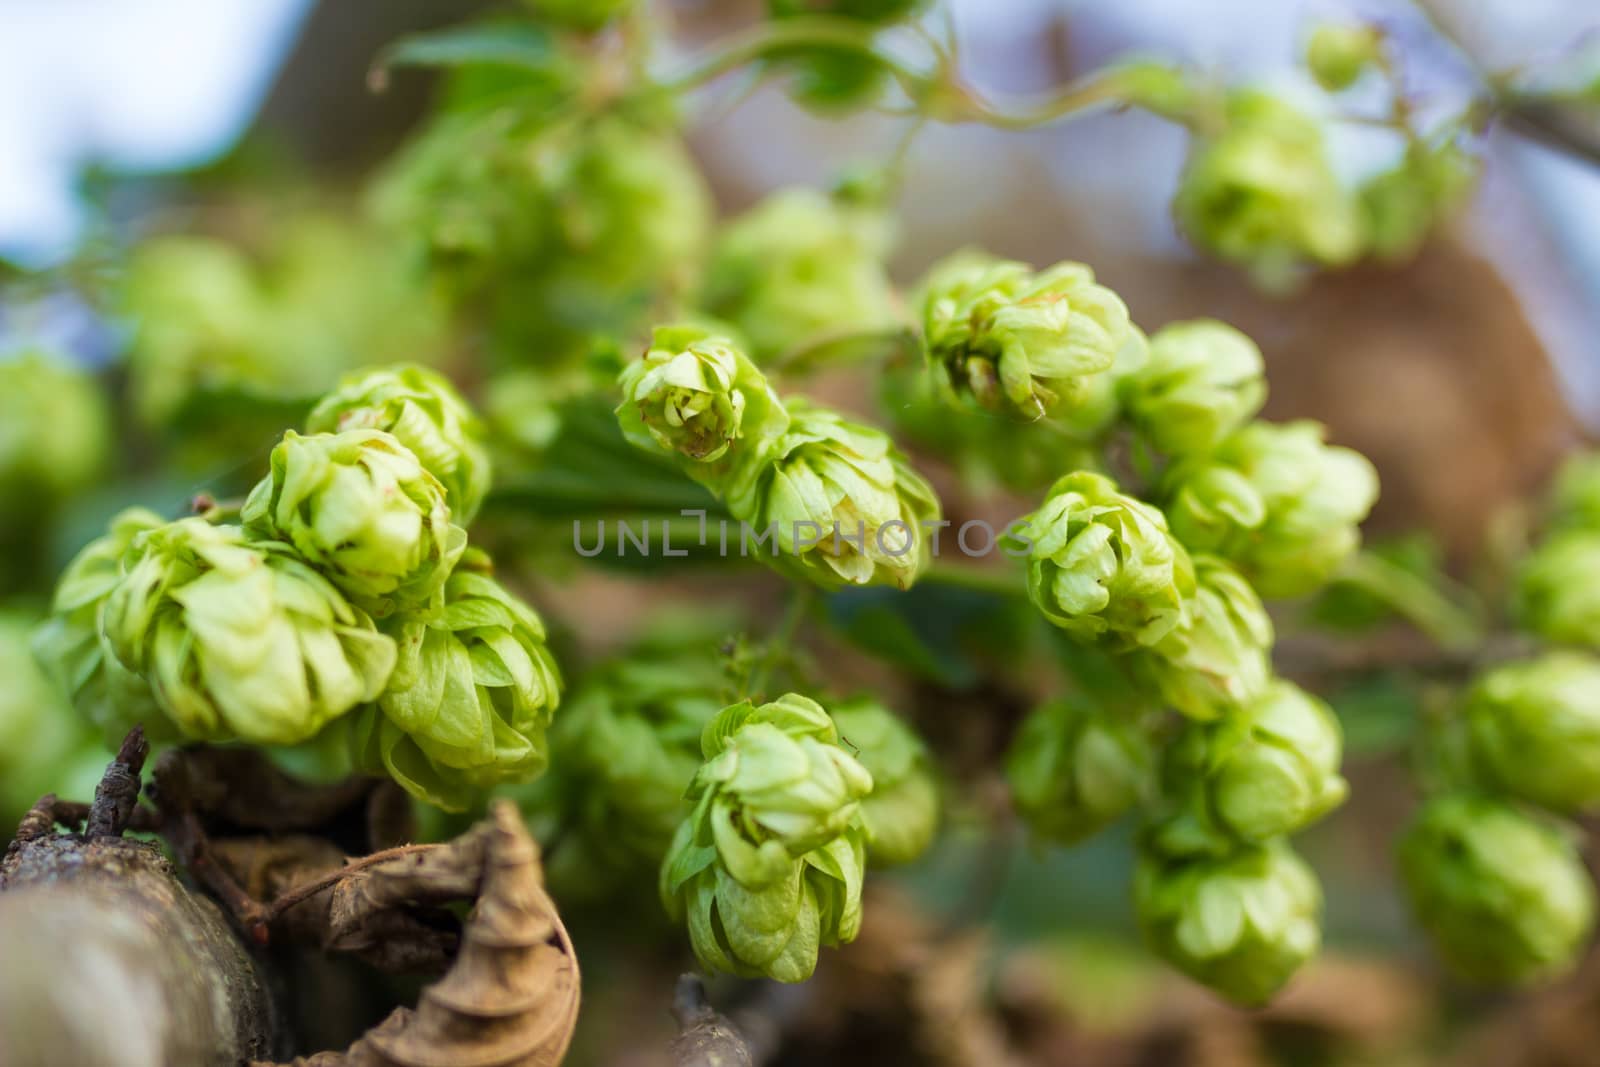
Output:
(1119, 319), (1266, 457)
(1399, 794), (1596, 984)
(1516, 532), (1600, 648)
(1163, 420), (1380, 598)
(1158, 680), (1347, 848)
(1016, 471), (1194, 649)
(1173, 91), (1363, 287)
(660, 694), (873, 982)
(306, 364), (492, 524)
(1465, 653), (1600, 814)
(243, 429), (468, 619)
(917, 252), (1134, 422)
(32, 508), (167, 747)
(1135, 842), (1322, 1005)
(102, 518), (397, 746)
(1147, 556), (1274, 720)
(1006, 699), (1153, 845)
(352, 568), (561, 811)
(701, 186), (898, 362)
(830, 697), (939, 865)
(741, 400), (940, 590)
(0, 351), (109, 514)
(616, 325), (790, 487)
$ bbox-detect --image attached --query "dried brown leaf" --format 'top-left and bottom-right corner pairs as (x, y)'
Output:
(257, 800), (580, 1067)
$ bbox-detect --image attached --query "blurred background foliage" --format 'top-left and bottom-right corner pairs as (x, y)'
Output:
(3, 1), (1600, 1064)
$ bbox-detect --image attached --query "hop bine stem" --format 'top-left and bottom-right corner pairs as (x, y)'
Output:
(746, 584), (814, 698)
(652, 16), (1188, 132)
(924, 562), (1025, 600)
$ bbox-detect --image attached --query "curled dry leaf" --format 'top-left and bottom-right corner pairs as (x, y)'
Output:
(255, 799), (580, 1067)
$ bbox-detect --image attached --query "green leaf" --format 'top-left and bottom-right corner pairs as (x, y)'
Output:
(371, 23), (557, 85)
(825, 583), (1035, 688)
(1326, 671), (1419, 758)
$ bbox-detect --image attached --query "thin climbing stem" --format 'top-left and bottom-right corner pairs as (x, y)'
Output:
(747, 584), (815, 698)
(654, 16), (922, 98)
(652, 15), (1175, 134)
(924, 561), (1026, 600)
(1331, 551), (1486, 653)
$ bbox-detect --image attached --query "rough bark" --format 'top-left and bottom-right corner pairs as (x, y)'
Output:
(0, 737), (579, 1067)
(0, 831), (282, 1066)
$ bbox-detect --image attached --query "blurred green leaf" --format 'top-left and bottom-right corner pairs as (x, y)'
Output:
(372, 22), (558, 84)
(825, 582), (1034, 687)
(1326, 671), (1420, 758)
(489, 394), (723, 519)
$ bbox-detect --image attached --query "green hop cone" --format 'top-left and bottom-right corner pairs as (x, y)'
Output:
(616, 325), (790, 494)
(1145, 556), (1274, 720)
(880, 327), (1145, 496)
(881, 364), (1105, 495)
(1359, 141), (1477, 261)
(1158, 680), (1347, 848)
(743, 400), (940, 590)
(660, 694), (873, 982)
(1164, 420), (1380, 598)
(518, 634), (727, 893)
(1016, 471), (1195, 649)
(243, 429), (467, 619)
(1399, 794), (1596, 984)
(1119, 318), (1266, 457)
(917, 252), (1133, 422)
(1135, 841), (1322, 1005)
(701, 186), (898, 362)
(1005, 699), (1153, 845)
(1549, 450), (1600, 531)
(1173, 91), (1363, 287)
(1051, 324), (1151, 443)
(830, 697), (939, 865)
(121, 224), (448, 434)
(306, 364), (492, 524)
(374, 109), (710, 355)
(1517, 532), (1600, 648)
(1305, 22), (1380, 91)
(102, 518), (396, 746)
(0, 350), (109, 514)
(1464, 653), (1600, 814)
(353, 567), (561, 811)
(32, 508), (169, 747)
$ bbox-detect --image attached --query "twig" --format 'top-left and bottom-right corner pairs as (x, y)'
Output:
(670, 975), (755, 1067)
(262, 843), (439, 924)
(86, 726), (149, 840)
